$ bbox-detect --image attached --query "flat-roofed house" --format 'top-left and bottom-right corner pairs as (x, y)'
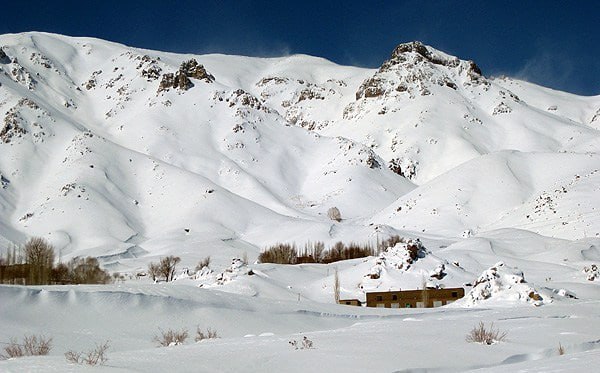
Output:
(366, 287), (464, 308)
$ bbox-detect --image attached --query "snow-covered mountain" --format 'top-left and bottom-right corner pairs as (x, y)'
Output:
(0, 32), (599, 278)
(3, 31), (600, 372)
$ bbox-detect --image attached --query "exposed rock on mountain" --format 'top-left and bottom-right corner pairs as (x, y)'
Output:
(157, 58), (214, 93)
(356, 41), (485, 100)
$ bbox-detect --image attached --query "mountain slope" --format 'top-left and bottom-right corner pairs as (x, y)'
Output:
(0, 32), (599, 274)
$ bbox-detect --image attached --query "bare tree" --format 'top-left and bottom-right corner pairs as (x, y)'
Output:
(421, 276), (429, 307)
(67, 257), (110, 284)
(24, 237), (55, 285)
(159, 256), (181, 282)
(148, 262), (160, 281)
(334, 267), (340, 303)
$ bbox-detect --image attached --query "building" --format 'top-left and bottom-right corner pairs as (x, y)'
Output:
(365, 287), (464, 308)
(338, 298), (362, 306)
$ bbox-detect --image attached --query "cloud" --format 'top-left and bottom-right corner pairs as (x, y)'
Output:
(514, 52), (574, 91)
(192, 40), (293, 59)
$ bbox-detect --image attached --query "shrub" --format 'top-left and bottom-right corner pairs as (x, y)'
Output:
(466, 322), (507, 345)
(327, 207), (342, 222)
(302, 336), (313, 349)
(2, 338), (24, 358)
(67, 257), (111, 284)
(558, 342), (565, 355)
(289, 336), (314, 350)
(65, 341), (110, 365)
(153, 328), (188, 347)
(379, 235), (404, 251)
(1, 334), (52, 359)
(195, 256), (211, 272)
(195, 327), (218, 342)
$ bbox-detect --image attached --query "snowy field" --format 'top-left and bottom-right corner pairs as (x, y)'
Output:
(1, 281), (600, 372)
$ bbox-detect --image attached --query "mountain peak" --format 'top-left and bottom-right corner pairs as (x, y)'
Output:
(385, 41), (482, 76)
(353, 41), (485, 100)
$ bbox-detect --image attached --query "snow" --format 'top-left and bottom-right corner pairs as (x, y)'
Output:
(0, 32), (599, 371)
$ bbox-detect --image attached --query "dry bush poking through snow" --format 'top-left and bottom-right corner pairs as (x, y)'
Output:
(153, 328), (189, 347)
(195, 256), (211, 272)
(327, 207), (342, 222)
(2, 339), (24, 358)
(65, 341), (110, 365)
(558, 342), (565, 355)
(466, 322), (507, 345)
(195, 327), (218, 342)
(1, 334), (52, 359)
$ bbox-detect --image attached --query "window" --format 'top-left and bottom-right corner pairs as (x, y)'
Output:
(376, 303), (385, 308)
(376, 295), (383, 301)
(433, 300), (443, 307)
(345, 301), (352, 305)
(391, 303), (400, 308)
(392, 294), (398, 300)
(452, 291), (458, 298)
(416, 302), (425, 308)
(405, 303), (411, 308)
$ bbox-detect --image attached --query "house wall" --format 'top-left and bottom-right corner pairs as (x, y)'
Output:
(365, 288), (465, 308)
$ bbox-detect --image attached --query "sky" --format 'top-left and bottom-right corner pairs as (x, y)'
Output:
(1, 1), (598, 95)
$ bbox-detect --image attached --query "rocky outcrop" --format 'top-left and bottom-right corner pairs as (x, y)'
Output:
(355, 41), (486, 100)
(0, 48), (10, 64)
(179, 59), (214, 82)
(1, 111), (28, 143)
(157, 59), (214, 93)
(158, 71), (192, 92)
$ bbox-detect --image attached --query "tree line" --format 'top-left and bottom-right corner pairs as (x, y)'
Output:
(0, 237), (110, 285)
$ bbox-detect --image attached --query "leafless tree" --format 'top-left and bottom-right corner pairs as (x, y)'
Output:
(334, 268), (340, 303)
(24, 237), (55, 285)
(148, 262), (160, 281)
(159, 256), (181, 282)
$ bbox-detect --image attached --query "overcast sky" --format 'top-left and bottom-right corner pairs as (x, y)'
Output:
(2, 1), (598, 95)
